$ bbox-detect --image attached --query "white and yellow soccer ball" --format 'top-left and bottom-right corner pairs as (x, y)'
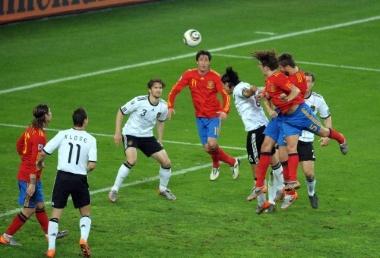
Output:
(183, 29), (202, 47)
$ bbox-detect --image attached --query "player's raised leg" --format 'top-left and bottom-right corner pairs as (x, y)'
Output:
(319, 127), (348, 154)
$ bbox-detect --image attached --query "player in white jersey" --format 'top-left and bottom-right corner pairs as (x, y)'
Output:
(36, 108), (97, 258)
(297, 72), (332, 209)
(221, 67), (284, 213)
(108, 79), (176, 202)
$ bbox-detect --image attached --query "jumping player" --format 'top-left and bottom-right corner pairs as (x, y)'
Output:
(221, 67), (284, 211)
(251, 50), (348, 214)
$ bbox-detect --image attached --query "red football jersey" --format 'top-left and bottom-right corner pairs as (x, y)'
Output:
(167, 68), (230, 118)
(288, 70), (307, 96)
(264, 71), (304, 113)
(16, 127), (46, 182)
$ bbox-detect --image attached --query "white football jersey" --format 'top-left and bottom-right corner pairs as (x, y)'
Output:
(43, 128), (97, 175)
(121, 95), (168, 137)
(233, 82), (268, 132)
(299, 91), (330, 142)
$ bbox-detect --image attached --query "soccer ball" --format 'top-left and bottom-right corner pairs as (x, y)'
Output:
(183, 29), (202, 47)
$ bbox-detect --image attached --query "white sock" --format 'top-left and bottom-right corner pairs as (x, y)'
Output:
(159, 167), (171, 192)
(272, 164), (284, 190)
(112, 164), (131, 192)
(306, 177), (316, 196)
(3, 233), (12, 239)
(267, 174), (276, 204)
(79, 216), (91, 242)
(48, 220), (58, 250)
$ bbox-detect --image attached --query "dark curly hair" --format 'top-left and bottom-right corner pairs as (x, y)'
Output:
(252, 50), (278, 70)
(221, 67), (240, 88)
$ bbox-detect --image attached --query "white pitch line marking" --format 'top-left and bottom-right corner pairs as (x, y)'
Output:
(213, 53), (380, 73)
(0, 154), (246, 218)
(0, 123), (245, 151)
(255, 31), (276, 35)
(1, 15), (379, 95)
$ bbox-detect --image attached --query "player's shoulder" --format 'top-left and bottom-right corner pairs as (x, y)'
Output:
(209, 69), (221, 77)
(184, 68), (198, 75)
(134, 95), (148, 101)
(271, 71), (286, 80)
(58, 128), (71, 134)
(86, 132), (97, 143)
(159, 99), (168, 111)
(310, 91), (325, 99)
(55, 128), (71, 137)
(233, 81), (249, 93)
(239, 81), (250, 88)
(28, 127), (46, 138)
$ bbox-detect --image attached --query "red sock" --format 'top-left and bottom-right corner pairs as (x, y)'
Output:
(281, 161), (290, 182)
(329, 128), (345, 144)
(288, 153), (299, 182)
(217, 147), (235, 166)
(35, 208), (48, 234)
(286, 189), (296, 195)
(255, 153), (272, 187)
(207, 149), (220, 168)
(5, 212), (28, 236)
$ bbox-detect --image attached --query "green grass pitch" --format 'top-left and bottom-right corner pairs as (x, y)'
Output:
(1, 0), (380, 257)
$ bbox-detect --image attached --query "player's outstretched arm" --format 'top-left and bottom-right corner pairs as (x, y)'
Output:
(320, 116), (332, 146)
(114, 110), (124, 145)
(167, 108), (175, 120)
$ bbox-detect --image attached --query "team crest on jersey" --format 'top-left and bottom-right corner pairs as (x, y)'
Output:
(156, 112), (162, 119)
(311, 105), (316, 111)
(207, 81), (215, 89)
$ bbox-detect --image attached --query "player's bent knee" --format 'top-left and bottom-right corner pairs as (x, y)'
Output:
(50, 217), (59, 223)
(125, 160), (136, 168)
(35, 207), (45, 213)
(208, 143), (218, 151)
(35, 203), (45, 211)
(161, 160), (171, 169)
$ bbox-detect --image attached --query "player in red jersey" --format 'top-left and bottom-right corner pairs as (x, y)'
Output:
(167, 50), (240, 181)
(0, 104), (67, 246)
(250, 50), (302, 213)
(251, 51), (347, 213)
(277, 53), (309, 208)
